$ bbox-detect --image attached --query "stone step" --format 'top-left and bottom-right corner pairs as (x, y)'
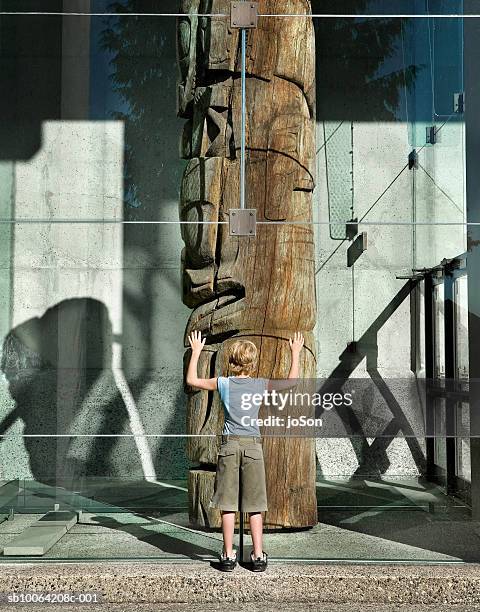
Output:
(2, 511), (77, 556)
(0, 562), (479, 605)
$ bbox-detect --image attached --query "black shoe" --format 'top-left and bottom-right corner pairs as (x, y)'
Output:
(218, 550), (237, 572)
(250, 550), (268, 572)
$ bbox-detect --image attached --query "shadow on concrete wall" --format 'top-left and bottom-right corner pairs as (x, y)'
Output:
(316, 281), (427, 477)
(0, 298), (134, 486)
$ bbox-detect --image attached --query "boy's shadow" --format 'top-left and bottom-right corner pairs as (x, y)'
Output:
(91, 515), (218, 560)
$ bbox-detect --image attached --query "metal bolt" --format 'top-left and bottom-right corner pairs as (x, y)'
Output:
(232, 212), (236, 216)
(233, 21), (237, 25)
(249, 212), (253, 216)
(232, 229), (236, 233)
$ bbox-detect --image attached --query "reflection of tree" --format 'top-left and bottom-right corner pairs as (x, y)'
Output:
(100, 0), (182, 213)
(312, 0), (419, 120)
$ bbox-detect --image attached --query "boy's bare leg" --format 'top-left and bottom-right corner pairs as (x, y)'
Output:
(249, 512), (263, 558)
(221, 511), (236, 557)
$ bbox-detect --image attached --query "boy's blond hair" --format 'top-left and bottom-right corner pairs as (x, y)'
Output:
(228, 339), (258, 376)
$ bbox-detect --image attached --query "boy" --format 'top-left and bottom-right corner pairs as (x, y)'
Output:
(186, 330), (304, 572)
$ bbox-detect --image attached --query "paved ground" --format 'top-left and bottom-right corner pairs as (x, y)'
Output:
(1, 605), (480, 611)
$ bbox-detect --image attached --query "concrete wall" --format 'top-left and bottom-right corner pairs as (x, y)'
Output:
(0, 120), (126, 482)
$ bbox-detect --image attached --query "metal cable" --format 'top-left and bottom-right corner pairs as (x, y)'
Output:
(0, 219), (476, 225)
(0, 12), (474, 18)
(240, 28), (247, 209)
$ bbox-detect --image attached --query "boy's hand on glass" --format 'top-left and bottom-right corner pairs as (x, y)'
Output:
(289, 332), (304, 355)
(188, 330), (206, 354)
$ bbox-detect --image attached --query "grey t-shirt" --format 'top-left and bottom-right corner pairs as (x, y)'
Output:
(217, 376), (269, 436)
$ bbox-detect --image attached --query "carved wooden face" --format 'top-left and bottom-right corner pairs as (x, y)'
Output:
(180, 157), (221, 267)
(177, 17), (192, 81)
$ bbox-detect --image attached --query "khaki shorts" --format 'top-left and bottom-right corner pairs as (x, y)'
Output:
(209, 435), (268, 513)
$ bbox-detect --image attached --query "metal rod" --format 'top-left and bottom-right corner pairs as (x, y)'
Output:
(259, 13), (473, 18)
(0, 12), (229, 17)
(240, 28), (247, 210)
(0, 220), (479, 226)
(239, 464), (244, 562)
(0, 12), (475, 18)
(2, 433), (473, 438)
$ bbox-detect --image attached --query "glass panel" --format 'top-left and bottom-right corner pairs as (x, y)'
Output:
(415, 279), (426, 377)
(1, 2), (478, 565)
(455, 274), (469, 380)
(434, 398), (447, 470)
(456, 402), (471, 484)
(433, 283), (445, 379)
(430, 1), (464, 118)
(0, 6), (213, 562)
(313, 0), (473, 529)
(454, 274), (470, 486)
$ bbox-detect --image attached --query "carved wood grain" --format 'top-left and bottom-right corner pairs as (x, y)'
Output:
(179, 0), (317, 528)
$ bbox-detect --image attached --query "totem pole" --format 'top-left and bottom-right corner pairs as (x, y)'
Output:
(178, 0), (317, 528)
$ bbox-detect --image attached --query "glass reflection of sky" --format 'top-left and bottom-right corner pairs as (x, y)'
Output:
(89, 1), (130, 121)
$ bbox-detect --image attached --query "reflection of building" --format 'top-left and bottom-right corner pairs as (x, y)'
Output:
(0, 1), (479, 560)
(313, 7), (469, 493)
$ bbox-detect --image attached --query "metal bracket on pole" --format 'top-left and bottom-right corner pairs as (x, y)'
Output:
(347, 231), (368, 267)
(230, 1), (258, 28)
(426, 125), (440, 145)
(229, 209), (256, 236)
(346, 217), (358, 241)
(453, 91), (465, 114)
(408, 150), (418, 170)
